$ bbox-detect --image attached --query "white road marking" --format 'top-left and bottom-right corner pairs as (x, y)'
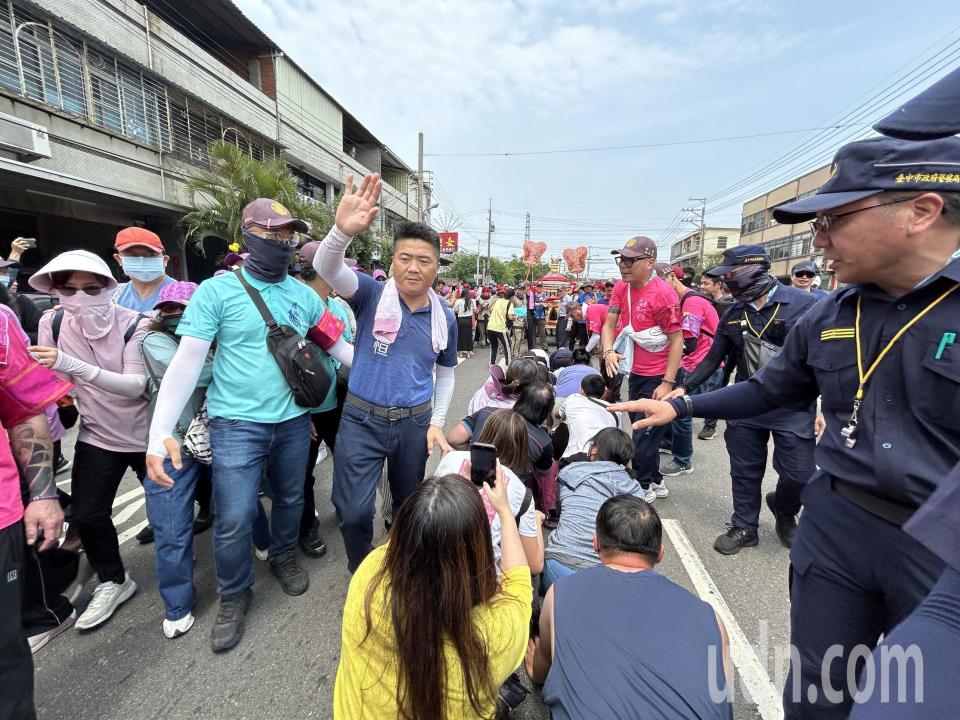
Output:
(112, 486), (144, 509)
(112, 498), (146, 525)
(661, 518), (782, 719)
(56, 478), (71, 488)
(117, 519), (149, 547)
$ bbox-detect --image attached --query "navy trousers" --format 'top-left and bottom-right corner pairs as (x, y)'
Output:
(784, 473), (944, 719)
(627, 374), (669, 488)
(848, 566), (960, 718)
(723, 422), (813, 530)
(332, 403), (431, 573)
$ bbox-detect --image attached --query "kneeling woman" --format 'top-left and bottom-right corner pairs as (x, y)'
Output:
(335, 472), (531, 719)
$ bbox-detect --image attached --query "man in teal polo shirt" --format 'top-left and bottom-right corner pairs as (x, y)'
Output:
(146, 198), (336, 653)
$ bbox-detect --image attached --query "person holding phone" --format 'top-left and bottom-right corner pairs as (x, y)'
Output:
(334, 471), (532, 720)
(436, 408), (544, 574)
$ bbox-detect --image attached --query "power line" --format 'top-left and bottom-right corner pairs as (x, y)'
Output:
(423, 125), (869, 158)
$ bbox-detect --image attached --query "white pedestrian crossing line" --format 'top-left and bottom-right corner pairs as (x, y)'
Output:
(117, 519), (150, 547)
(112, 498), (145, 526)
(112, 486), (144, 509)
(662, 518), (782, 719)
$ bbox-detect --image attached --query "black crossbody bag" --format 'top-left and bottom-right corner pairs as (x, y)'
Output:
(234, 269), (333, 408)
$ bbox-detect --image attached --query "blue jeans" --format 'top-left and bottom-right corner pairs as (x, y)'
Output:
(332, 403), (431, 572)
(209, 413), (311, 597)
(668, 366), (724, 467)
(541, 557), (578, 592)
(144, 457), (203, 621)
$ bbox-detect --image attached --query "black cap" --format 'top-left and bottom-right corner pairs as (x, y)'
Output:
(773, 136), (960, 224)
(707, 245), (771, 276)
(791, 260), (819, 275)
(874, 67), (960, 140)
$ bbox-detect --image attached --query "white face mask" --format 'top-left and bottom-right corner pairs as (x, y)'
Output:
(121, 256), (165, 282)
(0, 275), (10, 288)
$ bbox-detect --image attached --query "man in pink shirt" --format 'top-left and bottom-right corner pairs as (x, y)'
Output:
(653, 265), (721, 478)
(0, 309), (70, 720)
(600, 237), (682, 502)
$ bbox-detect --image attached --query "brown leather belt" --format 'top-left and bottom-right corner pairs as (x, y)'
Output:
(830, 478), (917, 526)
(345, 393), (432, 421)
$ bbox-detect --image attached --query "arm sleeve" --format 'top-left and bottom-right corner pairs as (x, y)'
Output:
(585, 332), (601, 352)
(669, 381), (776, 419)
(430, 364), (456, 427)
(51, 351), (146, 398)
(682, 331), (729, 390)
(314, 225), (359, 299)
(147, 336), (212, 457)
(327, 336), (354, 368)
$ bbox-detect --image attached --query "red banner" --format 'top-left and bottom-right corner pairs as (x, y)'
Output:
(439, 232), (459, 254)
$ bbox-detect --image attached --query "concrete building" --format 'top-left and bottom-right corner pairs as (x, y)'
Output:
(738, 164), (832, 279)
(669, 227), (740, 267)
(0, 0), (420, 282)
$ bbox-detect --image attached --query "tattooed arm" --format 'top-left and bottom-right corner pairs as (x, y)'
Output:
(13, 413), (63, 550)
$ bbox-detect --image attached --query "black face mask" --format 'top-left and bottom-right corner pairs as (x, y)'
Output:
(162, 316), (181, 334)
(723, 265), (778, 303)
(242, 229), (295, 283)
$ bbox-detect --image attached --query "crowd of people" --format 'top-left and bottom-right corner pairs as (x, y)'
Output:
(2, 73), (960, 720)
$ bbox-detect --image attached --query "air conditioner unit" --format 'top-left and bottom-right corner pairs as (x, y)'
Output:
(0, 111), (52, 160)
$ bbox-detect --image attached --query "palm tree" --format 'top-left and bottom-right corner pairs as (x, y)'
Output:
(182, 140), (385, 269)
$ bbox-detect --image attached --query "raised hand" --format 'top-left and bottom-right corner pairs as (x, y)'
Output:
(335, 173), (383, 237)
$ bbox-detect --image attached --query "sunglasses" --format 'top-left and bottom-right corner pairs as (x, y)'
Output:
(808, 196), (917, 236)
(793, 272), (816, 279)
(615, 256), (638, 267)
(57, 285), (103, 296)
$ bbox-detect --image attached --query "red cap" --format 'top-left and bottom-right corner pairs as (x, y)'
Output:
(671, 264), (685, 279)
(116, 227), (164, 252)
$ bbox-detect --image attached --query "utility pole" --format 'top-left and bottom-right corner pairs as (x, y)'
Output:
(416, 131), (424, 221)
(485, 198), (493, 283)
(690, 197), (707, 272)
(585, 245), (593, 279)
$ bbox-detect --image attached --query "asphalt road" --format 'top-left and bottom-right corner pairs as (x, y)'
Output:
(34, 348), (797, 720)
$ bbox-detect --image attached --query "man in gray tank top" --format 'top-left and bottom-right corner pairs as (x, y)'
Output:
(526, 495), (733, 720)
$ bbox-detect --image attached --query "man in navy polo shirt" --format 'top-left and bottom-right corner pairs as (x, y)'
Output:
(315, 173), (458, 572)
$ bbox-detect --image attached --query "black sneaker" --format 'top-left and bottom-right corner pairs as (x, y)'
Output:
(298, 521), (327, 558)
(193, 510), (213, 535)
(54, 454), (72, 476)
(211, 589), (252, 653)
(269, 550), (309, 596)
(660, 460), (693, 477)
(698, 426), (716, 441)
(713, 525), (759, 555)
(136, 524), (155, 545)
(766, 492), (797, 548)
(658, 442), (672, 455)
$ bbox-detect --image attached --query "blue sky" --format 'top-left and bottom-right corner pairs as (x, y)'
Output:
(234, 0), (959, 277)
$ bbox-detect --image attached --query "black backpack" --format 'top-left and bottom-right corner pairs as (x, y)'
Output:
(234, 269), (333, 408)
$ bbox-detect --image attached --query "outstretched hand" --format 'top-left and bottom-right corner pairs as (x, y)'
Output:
(606, 399), (678, 430)
(335, 173), (383, 237)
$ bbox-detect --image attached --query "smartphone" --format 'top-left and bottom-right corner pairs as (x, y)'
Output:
(20, 237), (37, 248)
(470, 442), (497, 488)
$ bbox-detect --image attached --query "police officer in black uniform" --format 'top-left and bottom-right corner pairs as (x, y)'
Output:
(611, 134), (960, 718)
(670, 245), (818, 555)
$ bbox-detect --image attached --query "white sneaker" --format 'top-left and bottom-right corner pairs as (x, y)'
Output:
(643, 487), (657, 504)
(75, 574), (137, 630)
(254, 546), (269, 561)
(28, 610), (76, 653)
(652, 481), (670, 498)
(162, 613), (195, 639)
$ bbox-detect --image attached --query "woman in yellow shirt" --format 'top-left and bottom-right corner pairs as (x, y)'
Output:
(334, 469), (532, 720)
(486, 290), (513, 366)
